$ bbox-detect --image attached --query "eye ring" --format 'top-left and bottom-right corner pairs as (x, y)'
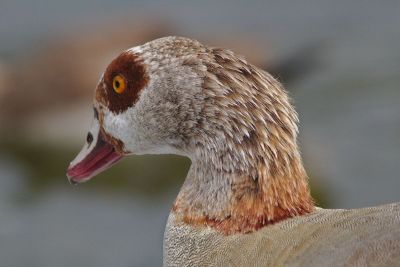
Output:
(112, 75), (126, 94)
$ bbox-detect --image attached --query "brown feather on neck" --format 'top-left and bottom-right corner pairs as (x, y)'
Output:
(173, 155), (314, 235)
(172, 47), (314, 235)
(172, 116), (314, 235)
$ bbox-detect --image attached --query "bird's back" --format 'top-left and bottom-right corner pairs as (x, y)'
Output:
(164, 202), (400, 266)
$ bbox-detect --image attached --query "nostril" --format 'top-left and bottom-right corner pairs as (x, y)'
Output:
(86, 132), (93, 144)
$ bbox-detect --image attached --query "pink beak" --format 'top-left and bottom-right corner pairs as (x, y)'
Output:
(67, 134), (123, 184)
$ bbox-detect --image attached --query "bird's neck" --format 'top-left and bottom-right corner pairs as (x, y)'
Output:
(171, 53), (314, 234)
(172, 141), (315, 235)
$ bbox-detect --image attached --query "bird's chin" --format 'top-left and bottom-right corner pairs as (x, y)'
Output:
(67, 137), (123, 184)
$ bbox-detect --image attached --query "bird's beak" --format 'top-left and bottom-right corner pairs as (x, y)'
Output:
(67, 120), (123, 184)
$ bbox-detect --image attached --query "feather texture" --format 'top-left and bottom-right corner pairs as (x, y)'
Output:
(165, 203), (400, 266)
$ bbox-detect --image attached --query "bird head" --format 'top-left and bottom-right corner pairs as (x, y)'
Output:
(67, 36), (300, 187)
(67, 37), (209, 183)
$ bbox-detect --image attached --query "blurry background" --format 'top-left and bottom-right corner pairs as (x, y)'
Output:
(0, 0), (399, 266)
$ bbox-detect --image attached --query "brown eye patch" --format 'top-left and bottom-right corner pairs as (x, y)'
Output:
(96, 52), (149, 114)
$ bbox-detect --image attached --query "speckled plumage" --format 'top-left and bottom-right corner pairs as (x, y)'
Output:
(165, 204), (400, 267)
(68, 36), (400, 266)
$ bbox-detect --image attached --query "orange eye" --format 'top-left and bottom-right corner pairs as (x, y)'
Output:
(112, 75), (126, 94)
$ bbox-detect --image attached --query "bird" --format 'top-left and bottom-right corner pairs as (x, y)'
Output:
(67, 36), (400, 266)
